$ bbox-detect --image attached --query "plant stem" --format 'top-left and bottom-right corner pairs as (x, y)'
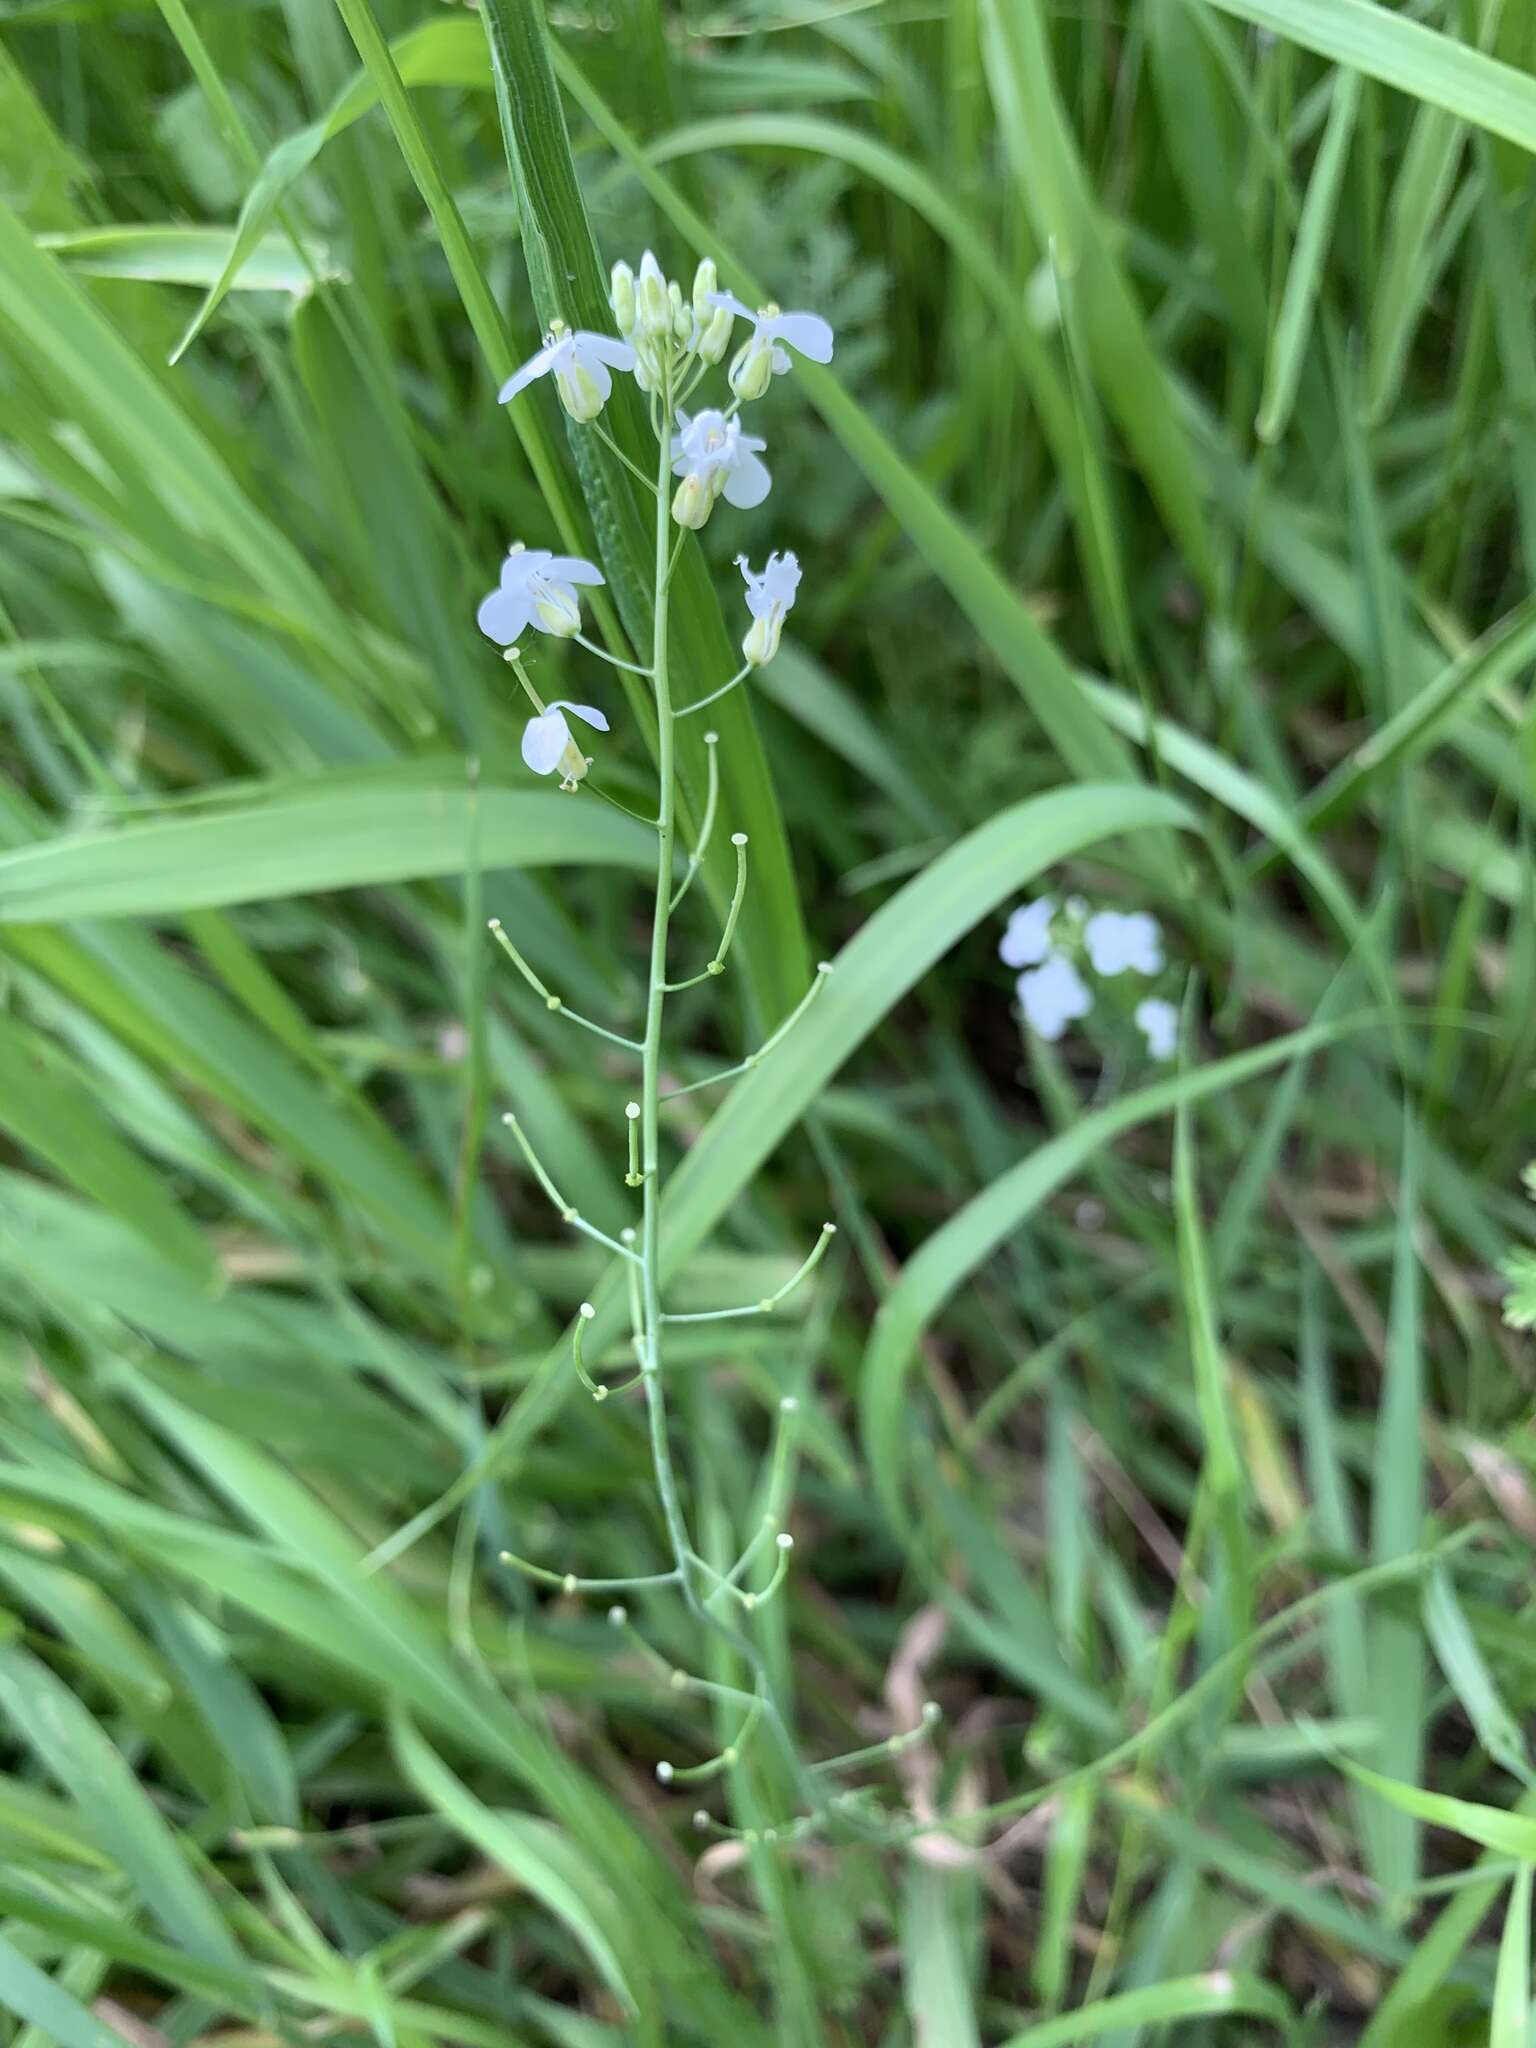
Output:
(639, 367), (695, 1590)
(634, 367), (821, 1815)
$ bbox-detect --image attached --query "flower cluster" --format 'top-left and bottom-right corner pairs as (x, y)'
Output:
(478, 253), (831, 785)
(477, 247), (928, 1832)
(1000, 897), (1177, 1060)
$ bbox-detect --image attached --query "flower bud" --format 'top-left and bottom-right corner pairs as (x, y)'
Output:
(671, 472), (713, 531)
(697, 303), (733, 367)
(609, 259), (636, 336)
(630, 334), (660, 393)
(669, 279), (692, 344)
(728, 335), (775, 403)
(637, 250), (671, 341)
(692, 257), (718, 322)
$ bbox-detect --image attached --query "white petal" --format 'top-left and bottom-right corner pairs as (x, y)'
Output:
(550, 700), (610, 732)
(723, 447), (771, 508)
(767, 311), (834, 362)
(497, 342), (556, 403)
(764, 551), (801, 610)
(708, 290), (756, 322)
(998, 898), (1055, 969)
(1135, 998), (1179, 1062)
(477, 586), (533, 645)
(543, 555), (606, 587)
(1084, 910), (1163, 977)
(499, 547), (548, 592)
(566, 353), (613, 403)
(1017, 955), (1091, 1041)
(578, 333), (637, 370)
(521, 710), (571, 775)
(770, 345), (792, 376)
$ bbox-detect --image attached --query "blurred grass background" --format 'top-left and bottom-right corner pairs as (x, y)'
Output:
(1, 0), (1535, 2040)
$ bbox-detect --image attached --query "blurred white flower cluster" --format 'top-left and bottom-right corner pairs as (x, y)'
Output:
(479, 254), (831, 785)
(1000, 897), (1177, 1061)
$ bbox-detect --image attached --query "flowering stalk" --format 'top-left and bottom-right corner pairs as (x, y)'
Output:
(484, 254), (937, 1820)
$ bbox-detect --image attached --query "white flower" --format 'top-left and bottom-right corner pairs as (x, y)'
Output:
(999, 897), (1056, 969)
(669, 408), (770, 529)
(1017, 955), (1092, 1041)
(709, 292), (835, 402)
(499, 320), (636, 423)
(477, 544), (605, 645)
(521, 700), (610, 791)
(1084, 910), (1163, 978)
(737, 551), (800, 666)
(1135, 997), (1179, 1062)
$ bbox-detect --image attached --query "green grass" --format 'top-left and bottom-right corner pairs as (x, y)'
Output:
(0, 0), (1534, 2041)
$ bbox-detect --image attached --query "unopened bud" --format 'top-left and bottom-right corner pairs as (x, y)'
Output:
(698, 304), (734, 367)
(609, 259), (636, 336)
(692, 257), (718, 321)
(671, 472), (713, 531)
(669, 279), (691, 344)
(637, 250), (671, 341)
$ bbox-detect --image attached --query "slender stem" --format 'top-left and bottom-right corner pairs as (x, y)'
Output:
(487, 918), (642, 1051)
(658, 832), (748, 991)
(669, 728), (720, 914)
(572, 630), (653, 677)
(677, 663), (752, 719)
(639, 364), (698, 1593)
(499, 1552), (679, 1594)
(664, 1222), (836, 1323)
(624, 1100), (643, 1187)
(705, 1397), (800, 1607)
(712, 832), (750, 972)
(585, 416), (659, 491)
(633, 364), (819, 1815)
(506, 654), (546, 715)
(811, 1705), (942, 1777)
(500, 1113), (640, 1264)
(674, 357), (710, 409)
(506, 348), (820, 1827)
(661, 961), (832, 1100)
(664, 1689), (766, 1783)
(739, 1536), (793, 1611)
(581, 779), (660, 830)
